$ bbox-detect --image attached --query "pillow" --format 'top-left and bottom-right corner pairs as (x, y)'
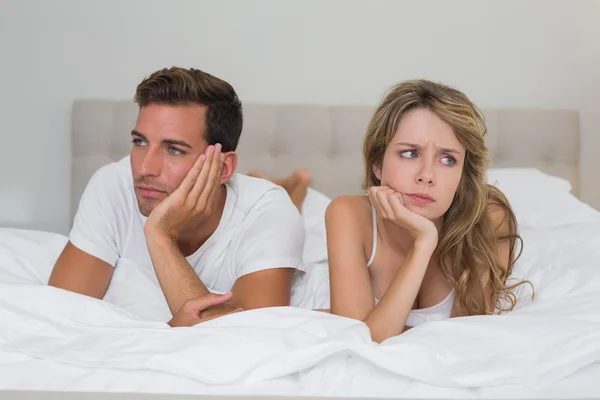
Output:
(486, 168), (600, 229)
(487, 168), (573, 194)
(0, 228), (68, 285)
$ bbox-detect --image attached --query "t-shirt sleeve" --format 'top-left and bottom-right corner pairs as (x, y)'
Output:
(69, 165), (121, 267)
(234, 197), (306, 279)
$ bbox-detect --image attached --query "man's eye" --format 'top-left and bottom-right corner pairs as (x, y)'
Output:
(168, 147), (184, 155)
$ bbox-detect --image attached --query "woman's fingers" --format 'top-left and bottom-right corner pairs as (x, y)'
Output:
(388, 192), (407, 221)
(369, 186), (395, 220)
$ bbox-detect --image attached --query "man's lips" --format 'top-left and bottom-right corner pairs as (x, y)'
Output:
(137, 185), (167, 198)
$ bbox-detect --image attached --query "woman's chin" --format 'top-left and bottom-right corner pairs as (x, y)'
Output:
(406, 204), (442, 221)
(406, 204), (429, 217)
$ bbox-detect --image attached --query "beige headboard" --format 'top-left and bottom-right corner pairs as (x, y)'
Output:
(71, 100), (581, 220)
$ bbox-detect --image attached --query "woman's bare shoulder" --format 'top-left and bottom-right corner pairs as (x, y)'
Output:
(326, 194), (373, 223)
(485, 185), (515, 232)
(325, 195), (374, 273)
(486, 197), (512, 234)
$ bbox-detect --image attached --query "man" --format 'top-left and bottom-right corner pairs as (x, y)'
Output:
(48, 66), (306, 326)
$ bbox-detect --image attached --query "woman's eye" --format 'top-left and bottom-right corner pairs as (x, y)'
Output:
(400, 150), (417, 159)
(441, 156), (456, 166)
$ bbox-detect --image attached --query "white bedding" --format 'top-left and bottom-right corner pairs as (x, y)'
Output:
(1, 184), (600, 397)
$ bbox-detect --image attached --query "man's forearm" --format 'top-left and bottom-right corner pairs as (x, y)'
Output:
(145, 232), (210, 315)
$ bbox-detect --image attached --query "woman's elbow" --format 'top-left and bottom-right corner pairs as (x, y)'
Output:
(367, 325), (392, 344)
(364, 317), (407, 343)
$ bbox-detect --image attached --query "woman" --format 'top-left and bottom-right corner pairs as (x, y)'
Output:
(325, 79), (529, 343)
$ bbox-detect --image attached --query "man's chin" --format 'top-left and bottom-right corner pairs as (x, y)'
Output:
(136, 198), (158, 217)
(137, 206), (153, 218)
(139, 209), (152, 218)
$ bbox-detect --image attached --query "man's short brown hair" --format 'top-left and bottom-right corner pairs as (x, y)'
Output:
(134, 66), (243, 152)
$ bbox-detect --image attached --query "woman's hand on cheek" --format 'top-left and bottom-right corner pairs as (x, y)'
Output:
(368, 186), (438, 247)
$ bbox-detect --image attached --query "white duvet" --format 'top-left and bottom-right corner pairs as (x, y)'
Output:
(1, 218), (600, 397)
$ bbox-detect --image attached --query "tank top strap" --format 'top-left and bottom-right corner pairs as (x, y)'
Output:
(366, 195), (377, 268)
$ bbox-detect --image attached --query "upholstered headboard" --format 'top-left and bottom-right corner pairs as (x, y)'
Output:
(71, 100), (581, 220)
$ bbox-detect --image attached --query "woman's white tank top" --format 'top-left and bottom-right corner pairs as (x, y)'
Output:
(367, 201), (454, 327)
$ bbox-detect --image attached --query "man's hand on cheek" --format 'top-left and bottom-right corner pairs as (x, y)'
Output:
(168, 292), (243, 327)
(145, 143), (224, 239)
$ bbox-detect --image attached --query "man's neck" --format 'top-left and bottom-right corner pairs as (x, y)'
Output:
(176, 184), (228, 257)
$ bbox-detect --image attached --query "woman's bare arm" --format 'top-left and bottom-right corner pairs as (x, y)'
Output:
(326, 196), (376, 320)
(326, 195), (436, 343)
(362, 240), (435, 342)
(484, 202), (513, 312)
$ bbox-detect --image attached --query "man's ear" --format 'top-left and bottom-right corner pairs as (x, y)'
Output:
(220, 152), (238, 184)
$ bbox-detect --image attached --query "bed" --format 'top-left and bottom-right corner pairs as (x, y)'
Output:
(1, 101), (600, 399)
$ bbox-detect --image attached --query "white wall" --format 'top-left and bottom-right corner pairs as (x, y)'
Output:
(1, 0), (599, 234)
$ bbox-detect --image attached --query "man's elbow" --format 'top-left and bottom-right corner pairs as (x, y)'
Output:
(233, 293), (292, 310)
(230, 267), (296, 310)
(47, 267), (112, 300)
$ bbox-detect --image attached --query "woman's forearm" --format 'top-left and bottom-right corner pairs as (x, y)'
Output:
(363, 238), (436, 343)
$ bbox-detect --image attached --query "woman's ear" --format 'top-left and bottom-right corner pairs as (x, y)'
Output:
(373, 166), (382, 181)
(220, 152), (238, 184)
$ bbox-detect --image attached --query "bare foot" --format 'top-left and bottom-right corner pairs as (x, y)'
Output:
(247, 170), (286, 187)
(246, 170), (269, 180)
(247, 169), (312, 212)
(290, 169), (311, 188)
(247, 169), (311, 191)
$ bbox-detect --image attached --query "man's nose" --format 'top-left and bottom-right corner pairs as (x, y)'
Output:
(139, 149), (163, 177)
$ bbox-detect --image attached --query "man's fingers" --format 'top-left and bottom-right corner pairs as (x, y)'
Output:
(196, 143), (223, 210)
(185, 291), (233, 313)
(179, 153), (207, 196)
(188, 145), (216, 205)
(204, 143), (224, 198)
(201, 291), (234, 309)
(197, 307), (242, 323)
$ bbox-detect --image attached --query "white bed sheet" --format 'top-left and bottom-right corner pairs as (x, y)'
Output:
(1, 218), (600, 397)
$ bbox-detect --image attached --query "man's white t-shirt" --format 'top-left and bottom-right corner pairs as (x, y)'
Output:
(69, 156), (306, 320)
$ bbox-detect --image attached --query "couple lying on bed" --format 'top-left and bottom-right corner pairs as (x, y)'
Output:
(48, 66), (528, 343)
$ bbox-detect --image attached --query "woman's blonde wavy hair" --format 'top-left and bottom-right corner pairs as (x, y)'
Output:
(362, 79), (531, 316)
